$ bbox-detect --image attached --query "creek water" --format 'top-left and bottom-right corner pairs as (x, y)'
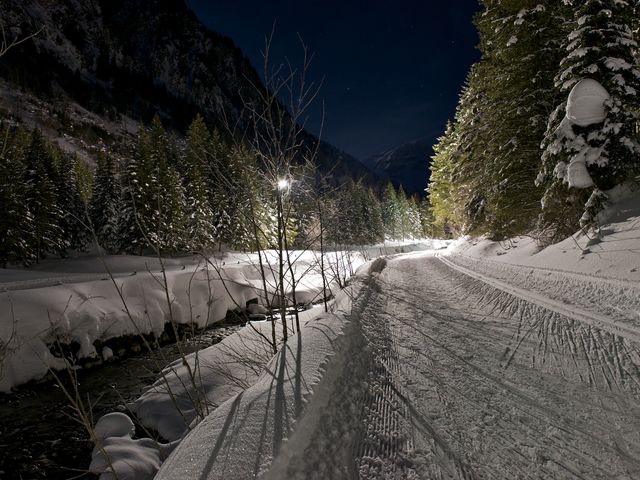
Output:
(0, 322), (242, 480)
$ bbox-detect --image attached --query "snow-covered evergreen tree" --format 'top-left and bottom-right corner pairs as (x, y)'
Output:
(382, 182), (400, 240)
(184, 115), (216, 251)
(477, 1), (567, 238)
(428, 121), (462, 236)
(121, 117), (188, 253)
(119, 129), (153, 254)
(55, 152), (92, 252)
(216, 145), (258, 250)
(367, 187), (385, 243)
(406, 195), (423, 239)
(24, 130), (66, 262)
(0, 128), (34, 266)
(91, 152), (122, 254)
(539, 0), (640, 236)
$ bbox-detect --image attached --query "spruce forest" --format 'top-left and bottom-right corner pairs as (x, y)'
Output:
(0, 115), (429, 266)
(428, 0), (640, 243)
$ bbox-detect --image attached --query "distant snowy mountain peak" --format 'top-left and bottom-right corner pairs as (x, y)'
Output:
(364, 137), (433, 195)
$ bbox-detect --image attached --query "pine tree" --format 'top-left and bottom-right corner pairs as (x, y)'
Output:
(428, 121), (463, 236)
(121, 117), (188, 254)
(208, 130), (236, 247)
(382, 182), (400, 240)
(406, 195), (423, 239)
(148, 116), (188, 252)
(418, 198), (435, 238)
(184, 115), (216, 251)
(120, 129), (152, 254)
(539, 0), (640, 237)
(395, 186), (407, 240)
(326, 180), (353, 245)
(215, 145), (259, 250)
(24, 130), (66, 262)
(427, 3), (570, 239)
(367, 187), (385, 243)
(160, 165), (188, 252)
(475, 1), (565, 238)
(56, 152), (92, 252)
(91, 152), (122, 253)
(0, 127), (34, 266)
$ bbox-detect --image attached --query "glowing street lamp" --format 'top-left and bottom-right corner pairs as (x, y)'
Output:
(277, 178), (290, 191)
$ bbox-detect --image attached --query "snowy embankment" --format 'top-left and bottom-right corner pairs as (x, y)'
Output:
(444, 191), (640, 333)
(148, 259), (384, 480)
(0, 250), (367, 392)
(89, 299), (352, 479)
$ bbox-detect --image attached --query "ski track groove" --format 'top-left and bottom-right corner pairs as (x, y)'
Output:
(352, 253), (640, 480)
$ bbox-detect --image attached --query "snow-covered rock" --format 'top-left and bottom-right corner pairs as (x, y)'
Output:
(566, 78), (610, 127)
(94, 412), (136, 441)
(90, 412), (169, 480)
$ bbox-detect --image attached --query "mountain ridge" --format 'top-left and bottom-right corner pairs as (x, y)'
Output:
(0, 0), (376, 182)
(364, 136), (433, 195)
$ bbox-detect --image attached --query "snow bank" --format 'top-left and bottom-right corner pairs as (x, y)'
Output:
(154, 263), (374, 480)
(448, 189), (640, 282)
(91, 258), (380, 480)
(444, 190), (640, 327)
(0, 250), (364, 392)
(129, 308), (321, 442)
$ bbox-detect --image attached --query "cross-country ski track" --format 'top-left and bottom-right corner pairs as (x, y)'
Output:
(348, 252), (640, 479)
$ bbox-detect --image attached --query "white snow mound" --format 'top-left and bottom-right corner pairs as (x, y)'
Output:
(566, 78), (610, 127)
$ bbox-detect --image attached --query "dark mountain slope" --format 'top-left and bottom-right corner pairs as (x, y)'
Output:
(0, 0), (374, 181)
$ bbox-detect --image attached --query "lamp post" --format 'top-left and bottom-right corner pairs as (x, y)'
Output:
(275, 177), (290, 341)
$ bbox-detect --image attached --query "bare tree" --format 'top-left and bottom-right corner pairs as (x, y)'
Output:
(219, 29), (326, 341)
(0, 19), (43, 58)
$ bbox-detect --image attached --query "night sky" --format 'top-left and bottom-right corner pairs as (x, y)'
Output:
(184, 0), (480, 160)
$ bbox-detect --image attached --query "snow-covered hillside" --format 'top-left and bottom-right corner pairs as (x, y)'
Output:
(0, 0), (376, 182)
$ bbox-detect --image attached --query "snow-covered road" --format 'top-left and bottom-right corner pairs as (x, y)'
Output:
(352, 253), (640, 479)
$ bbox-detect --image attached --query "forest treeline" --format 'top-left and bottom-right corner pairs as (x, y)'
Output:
(428, 0), (640, 243)
(0, 115), (432, 267)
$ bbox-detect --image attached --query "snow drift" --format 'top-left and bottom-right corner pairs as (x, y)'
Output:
(0, 250), (364, 392)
